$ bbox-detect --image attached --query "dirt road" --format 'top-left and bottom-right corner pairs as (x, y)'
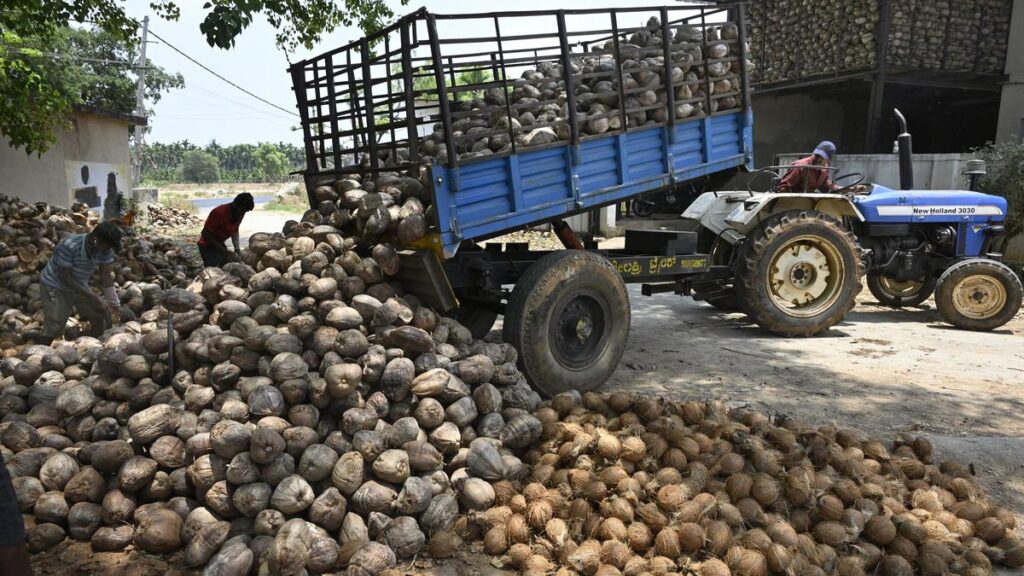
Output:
(600, 288), (1024, 523)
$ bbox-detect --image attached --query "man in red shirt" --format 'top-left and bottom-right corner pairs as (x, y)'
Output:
(198, 193), (255, 267)
(777, 140), (838, 193)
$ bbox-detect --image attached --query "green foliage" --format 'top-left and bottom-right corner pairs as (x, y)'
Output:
(151, 0), (408, 52)
(2, 0), (405, 154)
(0, 45), (71, 155)
(975, 140), (1024, 238)
(1, 24), (182, 155)
(180, 150), (220, 183)
(143, 140), (304, 183)
(0, 1), (137, 43)
(255, 143), (289, 181)
(454, 69), (493, 101)
(13, 26), (184, 115)
(391, 66), (493, 102)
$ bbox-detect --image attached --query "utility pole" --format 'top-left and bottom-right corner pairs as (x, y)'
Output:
(132, 16), (149, 188)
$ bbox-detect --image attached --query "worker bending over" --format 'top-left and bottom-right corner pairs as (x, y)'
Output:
(34, 221), (123, 343)
(198, 192), (254, 267)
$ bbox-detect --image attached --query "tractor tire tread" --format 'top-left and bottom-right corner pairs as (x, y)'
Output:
(735, 210), (863, 336)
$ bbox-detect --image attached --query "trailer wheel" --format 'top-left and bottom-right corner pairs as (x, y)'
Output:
(503, 250), (630, 396)
(867, 274), (936, 307)
(735, 210), (862, 336)
(935, 259), (1022, 331)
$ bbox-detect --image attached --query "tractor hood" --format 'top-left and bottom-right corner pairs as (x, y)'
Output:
(853, 185), (1008, 223)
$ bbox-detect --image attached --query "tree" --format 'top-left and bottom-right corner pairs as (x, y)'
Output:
(1, 25), (183, 154)
(0, 46), (71, 156)
(180, 150), (220, 183)
(975, 141), (1024, 238)
(255, 143), (289, 181)
(2, 0), (406, 154)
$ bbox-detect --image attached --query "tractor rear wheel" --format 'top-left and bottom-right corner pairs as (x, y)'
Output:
(867, 274), (936, 307)
(503, 250), (630, 397)
(935, 259), (1022, 331)
(735, 210), (862, 336)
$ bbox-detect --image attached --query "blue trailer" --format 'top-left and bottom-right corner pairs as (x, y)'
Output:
(289, 4), (753, 394)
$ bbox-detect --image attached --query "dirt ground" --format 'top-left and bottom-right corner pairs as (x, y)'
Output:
(603, 288), (1024, 526)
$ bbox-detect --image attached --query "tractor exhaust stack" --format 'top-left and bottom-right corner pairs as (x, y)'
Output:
(894, 109), (914, 190)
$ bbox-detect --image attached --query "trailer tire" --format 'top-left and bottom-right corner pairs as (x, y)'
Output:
(935, 259), (1022, 331)
(867, 274), (936, 307)
(736, 210), (862, 336)
(503, 250), (630, 397)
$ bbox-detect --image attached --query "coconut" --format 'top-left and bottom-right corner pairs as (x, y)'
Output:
(700, 558), (732, 576)
(877, 555), (913, 576)
(484, 524), (509, 555)
(268, 518), (312, 576)
(271, 475), (315, 515)
(654, 526), (681, 557)
(428, 530), (462, 559)
(460, 477), (496, 511)
(725, 547), (768, 576)
(975, 516), (1006, 544)
(865, 514), (898, 546)
(134, 507), (183, 553)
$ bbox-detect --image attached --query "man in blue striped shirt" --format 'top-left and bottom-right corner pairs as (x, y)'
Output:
(35, 222), (124, 343)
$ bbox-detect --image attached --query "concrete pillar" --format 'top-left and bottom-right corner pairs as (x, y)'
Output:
(597, 205), (620, 238)
(996, 0), (1024, 142)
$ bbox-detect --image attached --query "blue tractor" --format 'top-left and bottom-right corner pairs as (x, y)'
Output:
(683, 110), (1022, 334)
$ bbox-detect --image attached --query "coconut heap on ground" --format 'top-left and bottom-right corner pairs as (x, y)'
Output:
(2, 171), (1023, 576)
(0, 196), (200, 348)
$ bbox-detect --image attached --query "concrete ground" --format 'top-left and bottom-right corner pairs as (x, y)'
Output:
(600, 286), (1024, 524)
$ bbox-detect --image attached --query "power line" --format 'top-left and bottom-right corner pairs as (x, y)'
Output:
(147, 28), (298, 118)
(0, 45), (142, 67)
(162, 88), (297, 121)
(184, 83), (298, 121)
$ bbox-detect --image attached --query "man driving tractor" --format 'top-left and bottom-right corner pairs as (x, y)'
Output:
(777, 140), (839, 193)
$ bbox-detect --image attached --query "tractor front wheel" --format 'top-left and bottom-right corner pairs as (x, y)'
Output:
(935, 259), (1022, 331)
(867, 274), (936, 307)
(735, 210), (862, 336)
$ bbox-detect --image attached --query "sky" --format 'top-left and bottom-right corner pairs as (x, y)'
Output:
(127, 0), (720, 147)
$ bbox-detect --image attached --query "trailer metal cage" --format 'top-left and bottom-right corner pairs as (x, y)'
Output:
(289, 4), (751, 186)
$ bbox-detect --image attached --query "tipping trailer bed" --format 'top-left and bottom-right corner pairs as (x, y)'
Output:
(289, 4), (753, 395)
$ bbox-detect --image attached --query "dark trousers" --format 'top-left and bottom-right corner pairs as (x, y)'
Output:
(199, 244), (227, 268)
(0, 454), (26, 546)
(40, 285), (111, 339)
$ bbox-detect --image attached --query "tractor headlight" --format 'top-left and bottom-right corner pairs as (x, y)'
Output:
(929, 225), (956, 246)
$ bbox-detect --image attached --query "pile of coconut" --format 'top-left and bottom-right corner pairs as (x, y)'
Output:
(461, 392), (1024, 576)
(3, 185), (1023, 576)
(0, 195), (202, 347)
(1, 191), (545, 575)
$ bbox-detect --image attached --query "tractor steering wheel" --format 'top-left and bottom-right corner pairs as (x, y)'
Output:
(832, 172), (865, 194)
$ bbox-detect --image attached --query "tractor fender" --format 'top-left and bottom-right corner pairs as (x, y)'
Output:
(681, 190), (755, 245)
(724, 193), (865, 235)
